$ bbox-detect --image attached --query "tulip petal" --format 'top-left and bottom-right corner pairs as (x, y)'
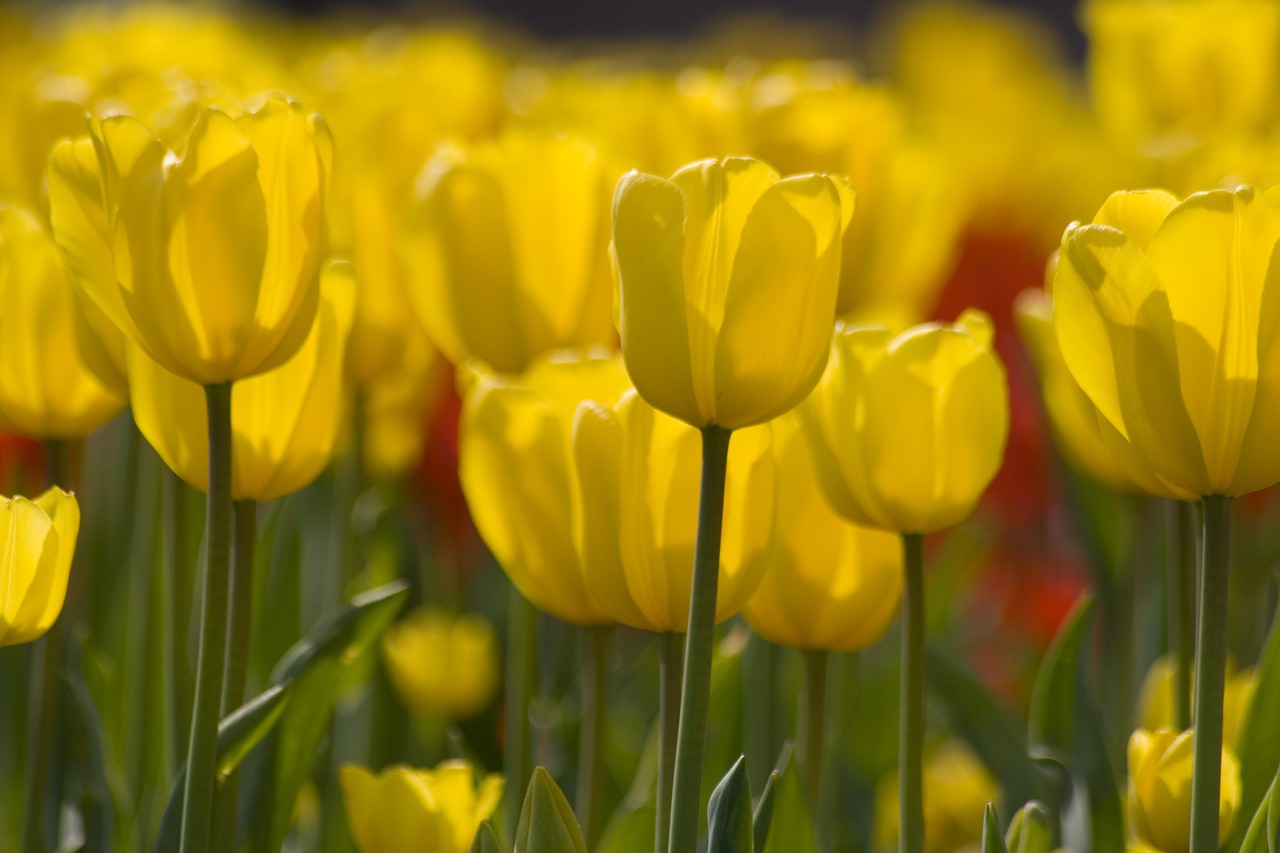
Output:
(612, 171), (699, 424)
(713, 174), (844, 428)
(1092, 189), (1180, 252)
(0, 494), (63, 646)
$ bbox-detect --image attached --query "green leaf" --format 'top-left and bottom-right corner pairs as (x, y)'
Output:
(472, 819), (506, 853)
(260, 580), (410, 850)
(928, 648), (1040, 809)
(753, 770), (778, 853)
(982, 803), (1010, 853)
(707, 756), (754, 853)
(515, 767), (588, 853)
(1027, 596), (1124, 853)
(62, 667), (114, 853)
(756, 753), (817, 853)
(1005, 801), (1053, 853)
(1229, 612), (1280, 852)
(1238, 772), (1276, 853)
(153, 683), (293, 852)
(595, 801), (656, 853)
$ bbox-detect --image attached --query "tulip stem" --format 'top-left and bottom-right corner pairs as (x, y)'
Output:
(165, 469), (195, 774)
(577, 625), (610, 848)
(1166, 500), (1196, 730)
(180, 381), (234, 853)
(657, 631), (684, 853)
(505, 586), (539, 843)
(667, 425), (733, 853)
(213, 499), (257, 851)
(1190, 494), (1232, 853)
(798, 649), (829, 819)
(900, 533), (926, 853)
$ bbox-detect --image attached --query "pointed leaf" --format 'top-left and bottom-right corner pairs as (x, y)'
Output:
(753, 771), (778, 852)
(1005, 801), (1053, 853)
(707, 756), (754, 853)
(1229, 612), (1280, 851)
(471, 820), (506, 853)
(757, 753), (817, 853)
(983, 804), (1010, 853)
(515, 768), (588, 853)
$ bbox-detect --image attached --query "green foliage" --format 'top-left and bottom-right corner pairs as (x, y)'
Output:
(754, 751), (817, 853)
(982, 803), (1010, 853)
(1005, 801), (1054, 853)
(515, 768), (588, 853)
(707, 756), (753, 853)
(472, 820), (506, 853)
(1231, 612), (1280, 852)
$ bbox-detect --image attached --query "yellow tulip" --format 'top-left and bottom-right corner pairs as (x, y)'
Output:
(611, 156), (853, 429)
(1054, 186), (1280, 497)
(0, 487), (79, 647)
(1128, 728), (1241, 853)
(1137, 658), (1257, 749)
(381, 608), (500, 721)
(572, 390), (775, 633)
(0, 204), (124, 438)
(361, 332), (446, 480)
(1015, 285), (1192, 499)
(340, 761), (503, 853)
(799, 310), (1009, 534)
(742, 414), (901, 652)
(46, 95), (333, 386)
(1084, 0), (1280, 146)
(874, 739), (999, 853)
(128, 259), (354, 502)
(401, 131), (617, 375)
(458, 351), (630, 624)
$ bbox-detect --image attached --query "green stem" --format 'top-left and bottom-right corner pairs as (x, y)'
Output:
(165, 468), (194, 775)
(213, 499), (257, 851)
(577, 625), (610, 848)
(1166, 500), (1196, 730)
(657, 632), (684, 853)
(22, 438), (79, 851)
(1190, 495), (1232, 853)
(504, 587), (539, 843)
(798, 649), (829, 820)
(667, 425), (733, 853)
(179, 381), (234, 853)
(900, 533), (926, 853)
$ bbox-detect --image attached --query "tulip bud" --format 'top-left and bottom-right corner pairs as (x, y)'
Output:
(514, 768), (587, 853)
(1128, 728), (1241, 853)
(611, 156), (853, 430)
(339, 761), (503, 853)
(1136, 659), (1257, 750)
(381, 608), (500, 721)
(0, 487), (80, 647)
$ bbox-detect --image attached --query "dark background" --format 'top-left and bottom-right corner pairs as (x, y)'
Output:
(275, 0), (1089, 62)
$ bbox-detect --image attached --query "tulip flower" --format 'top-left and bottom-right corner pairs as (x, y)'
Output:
(381, 608), (500, 721)
(459, 350), (630, 625)
(340, 761), (503, 853)
(800, 309), (1007, 853)
(1015, 286), (1192, 499)
(401, 131), (616, 375)
(1128, 728), (1241, 853)
(572, 390), (775, 634)
(0, 487), (79, 647)
(0, 204), (125, 439)
(1053, 186), (1280, 853)
(47, 95), (332, 386)
(1138, 658), (1256, 750)
(128, 259), (355, 502)
(612, 156), (853, 431)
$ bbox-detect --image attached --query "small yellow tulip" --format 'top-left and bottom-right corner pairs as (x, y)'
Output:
(458, 351), (630, 624)
(800, 310), (1009, 534)
(1128, 728), (1240, 853)
(1015, 285), (1192, 499)
(611, 156), (853, 430)
(572, 390), (775, 633)
(128, 259), (354, 501)
(47, 95), (333, 386)
(339, 761), (503, 853)
(0, 204), (125, 438)
(743, 414), (901, 652)
(401, 131), (616, 375)
(1136, 658), (1257, 749)
(874, 739), (999, 853)
(1054, 186), (1280, 497)
(381, 608), (500, 721)
(0, 487), (80, 647)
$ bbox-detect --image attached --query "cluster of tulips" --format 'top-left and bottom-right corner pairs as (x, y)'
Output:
(4, 1), (1280, 853)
